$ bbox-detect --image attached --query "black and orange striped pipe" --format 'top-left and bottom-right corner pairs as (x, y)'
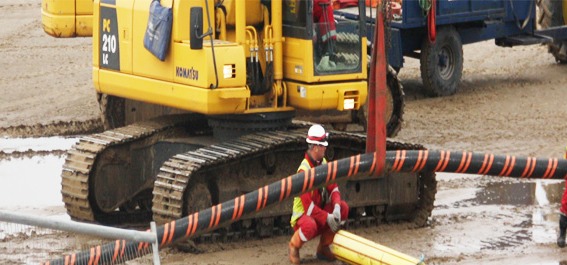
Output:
(43, 150), (567, 264)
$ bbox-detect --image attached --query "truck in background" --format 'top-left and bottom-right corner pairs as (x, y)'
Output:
(335, 0), (567, 97)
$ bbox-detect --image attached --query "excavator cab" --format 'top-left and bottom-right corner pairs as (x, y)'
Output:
(90, 0), (369, 131)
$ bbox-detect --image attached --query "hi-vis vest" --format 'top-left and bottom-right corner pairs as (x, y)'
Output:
(290, 157), (328, 227)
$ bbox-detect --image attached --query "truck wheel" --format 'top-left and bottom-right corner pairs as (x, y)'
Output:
(537, 0), (567, 63)
(420, 26), (463, 97)
(357, 66), (404, 138)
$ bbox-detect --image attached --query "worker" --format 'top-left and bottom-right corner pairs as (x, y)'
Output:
(313, 0), (337, 44)
(288, 124), (349, 264)
(558, 146), (567, 248)
(313, 0), (337, 63)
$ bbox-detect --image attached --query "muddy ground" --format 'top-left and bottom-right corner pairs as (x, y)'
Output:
(1, 1), (567, 264)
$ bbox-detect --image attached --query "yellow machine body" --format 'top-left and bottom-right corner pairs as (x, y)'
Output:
(332, 230), (425, 265)
(41, 0), (93, 37)
(92, 0), (367, 116)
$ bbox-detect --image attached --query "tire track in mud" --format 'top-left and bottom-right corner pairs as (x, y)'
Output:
(0, 118), (102, 138)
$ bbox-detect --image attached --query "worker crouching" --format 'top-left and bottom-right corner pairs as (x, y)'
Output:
(288, 124), (349, 264)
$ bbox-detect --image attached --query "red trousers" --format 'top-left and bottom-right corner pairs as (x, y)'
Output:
(293, 200), (349, 243)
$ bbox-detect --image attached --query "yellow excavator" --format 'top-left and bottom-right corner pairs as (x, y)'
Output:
(41, 0), (434, 240)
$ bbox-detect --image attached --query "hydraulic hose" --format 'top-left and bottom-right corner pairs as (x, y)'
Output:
(43, 150), (567, 264)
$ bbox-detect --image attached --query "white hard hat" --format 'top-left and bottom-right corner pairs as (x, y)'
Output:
(306, 124), (328, 146)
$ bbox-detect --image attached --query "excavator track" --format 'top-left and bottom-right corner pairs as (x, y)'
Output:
(61, 117), (187, 225)
(152, 124), (436, 241)
(61, 118), (436, 242)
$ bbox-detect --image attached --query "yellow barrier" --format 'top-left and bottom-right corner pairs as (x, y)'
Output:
(331, 230), (425, 265)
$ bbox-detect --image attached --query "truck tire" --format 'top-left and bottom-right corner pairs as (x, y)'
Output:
(420, 26), (463, 97)
(537, 0), (567, 63)
(357, 66), (404, 138)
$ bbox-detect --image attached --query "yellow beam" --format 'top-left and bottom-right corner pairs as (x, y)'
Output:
(332, 230), (425, 265)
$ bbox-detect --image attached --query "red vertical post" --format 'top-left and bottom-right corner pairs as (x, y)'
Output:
(366, 0), (387, 177)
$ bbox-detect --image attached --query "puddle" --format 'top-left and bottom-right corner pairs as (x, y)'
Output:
(473, 180), (564, 206)
(0, 136), (78, 153)
(0, 137), (77, 213)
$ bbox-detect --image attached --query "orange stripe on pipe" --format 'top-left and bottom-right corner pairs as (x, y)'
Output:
(192, 212), (199, 235)
(185, 214), (194, 237)
(498, 156), (511, 176)
(455, 152), (467, 173)
(332, 161), (338, 181)
(347, 156), (355, 177)
(549, 159), (558, 179)
(112, 240), (120, 262)
(520, 157), (531, 178)
(168, 220), (176, 244)
(88, 247), (95, 265)
(215, 205), (222, 227)
(94, 246), (101, 265)
(209, 206), (216, 228)
(504, 156), (516, 176)
(434, 151), (445, 172)
(392, 150), (401, 172)
(161, 223), (169, 246)
(279, 179), (286, 202)
(542, 159), (553, 178)
(520, 157), (532, 178)
(232, 197), (239, 220)
(71, 253), (76, 265)
(256, 187), (263, 211)
(286, 177), (292, 198)
(412, 150), (423, 172)
(440, 151), (451, 172)
(65, 256), (69, 265)
(548, 159), (558, 178)
(369, 153), (376, 175)
(462, 152), (472, 173)
(352, 155), (360, 176)
(392, 150), (402, 171)
(481, 154), (494, 175)
(262, 186), (269, 209)
(542, 159), (552, 178)
(238, 195), (245, 219)
(302, 171), (309, 192)
(309, 168), (316, 189)
(326, 163), (332, 184)
(418, 150), (429, 171)
(527, 157), (537, 178)
(397, 150), (407, 171)
(477, 153), (489, 174)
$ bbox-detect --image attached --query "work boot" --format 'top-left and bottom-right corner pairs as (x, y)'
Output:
(289, 230), (303, 264)
(558, 214), (567, 248)
(316, 244), (336, 261)
(316, 229), (336, 261)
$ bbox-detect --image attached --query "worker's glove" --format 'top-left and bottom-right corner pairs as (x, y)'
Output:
(327, 213), (340, 232)
(332, 204), (341, 221)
